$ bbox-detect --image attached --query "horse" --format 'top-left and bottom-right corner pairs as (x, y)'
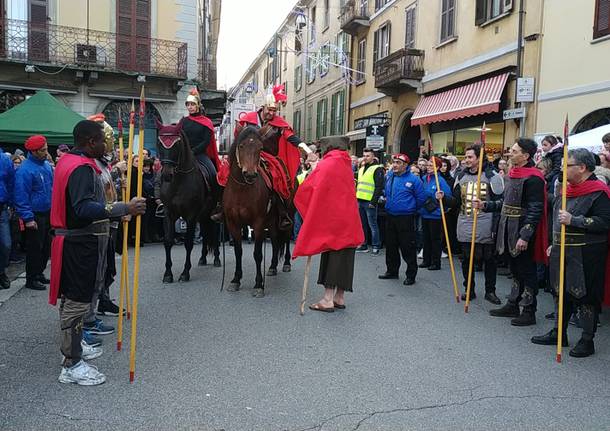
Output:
(223, 126), (293, 298)
(156, 121), (220, 283)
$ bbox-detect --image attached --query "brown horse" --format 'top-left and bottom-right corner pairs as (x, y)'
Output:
(156, 121), (220, 283)
(223, 126), (292, 297)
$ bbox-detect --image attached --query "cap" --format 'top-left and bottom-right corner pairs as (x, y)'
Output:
(392, 153), (410, 164)
(24, 135), (47, 151)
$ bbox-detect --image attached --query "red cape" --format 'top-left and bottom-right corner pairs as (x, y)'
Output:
(293, 150), (364, 258)
(566, 178), (610, 307)
(509, 166), (549, 264)
(184, 114), (221, 169)
(49, 153), (101, 306)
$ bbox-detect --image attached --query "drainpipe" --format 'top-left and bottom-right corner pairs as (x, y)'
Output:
(515, 0), (526, 137)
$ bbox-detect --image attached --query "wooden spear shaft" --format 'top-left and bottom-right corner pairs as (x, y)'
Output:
(556, 116), (569, 363)
(129, 88), (145, 382)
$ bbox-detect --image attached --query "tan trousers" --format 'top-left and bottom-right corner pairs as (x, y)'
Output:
(59, 296), (90, 367)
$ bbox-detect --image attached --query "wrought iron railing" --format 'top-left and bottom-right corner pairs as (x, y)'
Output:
(339, 0), (370, 29)
(0, 19), (187, 79)
(198, 58), (217, 90)
(374, 48), (425, 88)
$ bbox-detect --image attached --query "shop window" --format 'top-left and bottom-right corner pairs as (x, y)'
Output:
(431, 122), (505, 156)
(475, 0), (514, 26)
(594, 0), (610, 39)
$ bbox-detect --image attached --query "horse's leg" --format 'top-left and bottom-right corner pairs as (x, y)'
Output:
(252, 228), (265, 298)
(267, 226), (280, 277)
(179, 221), (196, 282)
(163, 214), (176, 283)
(198, 220), (208, 266)
(201, 219), (221, 267)
(282, 231), (292, 272)
(212, 222), (221, 267)
(227, 223), (242, 292)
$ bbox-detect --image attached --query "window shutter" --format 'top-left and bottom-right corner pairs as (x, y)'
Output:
(29, 0), (48, 62)
(405, 7), (416, 48)
(330, 93), (337, 134)
(595, 0), (610, 38)
(475, 0), (487, 25)
(386, 22), (391, 57)
(316, 100), (321, 139)
(338, 90), (345, 134)
(373, 29), (379, 63)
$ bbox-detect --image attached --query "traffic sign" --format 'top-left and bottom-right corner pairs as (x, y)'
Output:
(503, 107), (526, 120)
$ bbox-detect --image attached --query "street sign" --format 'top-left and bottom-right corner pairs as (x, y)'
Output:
(503, 107), (526, 120)
(365, 124), (387, 150)
(516, 77), (535, 102)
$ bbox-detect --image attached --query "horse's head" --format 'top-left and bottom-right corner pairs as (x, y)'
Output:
(232, 126), (263, 183)
(156, 119), (184, 180)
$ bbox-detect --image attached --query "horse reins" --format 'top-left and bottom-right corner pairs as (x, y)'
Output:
(159, 134), (195, 174)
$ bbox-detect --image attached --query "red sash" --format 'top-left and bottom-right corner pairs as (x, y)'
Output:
(49, 154), (100, 306)
(508, 167), (549, 264)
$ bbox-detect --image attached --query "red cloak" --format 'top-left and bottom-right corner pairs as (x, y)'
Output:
(566, 179), (610, 307)
(49, 153), (101, 306)
(509, 167), (549, 264)
(184, 114), (221, 169)
(293, 150), (364, 258)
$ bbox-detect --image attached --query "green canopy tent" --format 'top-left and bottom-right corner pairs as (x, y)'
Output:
(0, 91), (85, 146)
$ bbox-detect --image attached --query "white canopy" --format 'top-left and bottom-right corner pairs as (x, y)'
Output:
(567, 123), (610, 153)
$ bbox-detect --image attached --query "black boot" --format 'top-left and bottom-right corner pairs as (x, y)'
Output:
(25, 279), (46, 291)
(484, 292), (501, 305)
(461, 291), (476, 301)
(489, 302), (520, 318)
(531, 328), (568, 346)
(0, 273), (10, 290)
(569, 338), (594, 358)
(37, 274), (51, 284)
(511, 309), (536, 326)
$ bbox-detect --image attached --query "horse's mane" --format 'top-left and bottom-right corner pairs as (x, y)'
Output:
(229, 126), (261, 160)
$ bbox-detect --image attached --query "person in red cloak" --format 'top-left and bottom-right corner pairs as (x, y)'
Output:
(213, 84), (311, 230)
(531, 148), (610, 357)
(50, 120), (145, 385)
(293, 135), (364, 312)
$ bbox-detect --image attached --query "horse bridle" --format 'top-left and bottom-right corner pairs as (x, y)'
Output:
(232, 136), (262, 186)
(158, 133), (194, 174)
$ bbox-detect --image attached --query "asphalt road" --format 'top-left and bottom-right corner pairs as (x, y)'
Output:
(1, 242), (609, 431)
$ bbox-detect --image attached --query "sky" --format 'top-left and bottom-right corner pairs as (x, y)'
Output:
(216, 0), (299, 91)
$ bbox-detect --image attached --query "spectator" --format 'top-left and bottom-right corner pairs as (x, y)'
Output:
(142, 158), (157, 243)
(540, 135), (563, 186)
(447, 155), (460, 178)
(11, 154), (23, 170)
(355, 148), (384, 255)
(378, 154), (426, 286)
(14, 135), (53, 291)
(0, 147), (15, 289)
(56, 144), (70, 162)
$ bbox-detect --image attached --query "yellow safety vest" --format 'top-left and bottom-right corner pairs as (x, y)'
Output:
(356, 164), (382, 201)
(297, 170), (309, 185)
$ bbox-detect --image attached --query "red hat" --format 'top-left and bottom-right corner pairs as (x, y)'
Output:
(24, 135), (47, 151)
(392, 153), (410, 164)
(87, 113), (106, 122)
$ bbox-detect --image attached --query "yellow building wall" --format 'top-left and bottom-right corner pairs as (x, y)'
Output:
(55, 0), (112, 32)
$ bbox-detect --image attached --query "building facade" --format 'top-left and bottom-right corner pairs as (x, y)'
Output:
(0, 0), (222, 152)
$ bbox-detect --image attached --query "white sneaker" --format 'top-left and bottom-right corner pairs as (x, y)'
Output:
(441, 252), (448, 258)
(61, 341), (103, 364)
(59, 360), (106, 386)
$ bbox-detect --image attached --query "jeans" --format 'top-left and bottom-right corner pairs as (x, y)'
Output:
(293, 211), (303, 240)
(0, 206), (10, 274)
(358, 200), (380, 248)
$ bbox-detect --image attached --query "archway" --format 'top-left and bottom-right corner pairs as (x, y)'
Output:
(102, 101), (163, 156)
(573, 107), (610, 134)
(397, 111), (421, 163)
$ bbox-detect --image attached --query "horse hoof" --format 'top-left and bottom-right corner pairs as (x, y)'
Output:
(163, 274), (173, 283)
(227, 283), (240, 292)
(179, 273), (190, 282)
(213, 258), (221, 267)
(282, 264), (291, 273)
(252, 288), (265, 298)
(267, 268), (277, 276)
(198, 257), (207, 266)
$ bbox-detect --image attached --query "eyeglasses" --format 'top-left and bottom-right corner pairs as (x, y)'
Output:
(566, 164), (581, 167)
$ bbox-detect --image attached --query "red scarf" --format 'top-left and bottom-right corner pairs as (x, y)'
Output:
(508, 166), (548, 264)
(49, 153), (101, 306)
(566, 178), (610, 307)
(185, 114), (221, 170)
(293, 150), (364, 258)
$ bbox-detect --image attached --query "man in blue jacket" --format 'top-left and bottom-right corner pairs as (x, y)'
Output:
(14, 135), (53, 291)
(378, 154), (426, 285)
(0, 149), (15, 289)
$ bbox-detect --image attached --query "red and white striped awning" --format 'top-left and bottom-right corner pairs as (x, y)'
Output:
(411, 73), (509, 126)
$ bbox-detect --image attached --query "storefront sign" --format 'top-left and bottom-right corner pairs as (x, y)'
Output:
(503, 107), (526, 120)
(365, 125), (387, 150)
(354, 112), (389, 130)
(516, 77), (535, 103)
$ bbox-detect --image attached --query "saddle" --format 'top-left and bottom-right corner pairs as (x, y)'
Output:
(195, 160), (214, 195)
(259, 152), (294, 200)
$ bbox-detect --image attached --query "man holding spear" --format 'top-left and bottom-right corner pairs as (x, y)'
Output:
(473, 138), (548, 326)
(531, 148), (610, 358)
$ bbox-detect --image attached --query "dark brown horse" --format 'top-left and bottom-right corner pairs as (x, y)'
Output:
(224, 126), (293, 298)
(156, 121), (220, 283)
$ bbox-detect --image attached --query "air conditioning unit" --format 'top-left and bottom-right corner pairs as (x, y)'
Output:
(75, 44), (97, 65)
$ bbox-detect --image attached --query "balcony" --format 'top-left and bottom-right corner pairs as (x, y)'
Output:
(374, 48), (425, 97)
(198, 58), (217, 90)
(0, 19), (188, 79)
(339, 0), (370, 35)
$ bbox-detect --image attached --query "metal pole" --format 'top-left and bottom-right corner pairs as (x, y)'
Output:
(516, 0), (526, 137)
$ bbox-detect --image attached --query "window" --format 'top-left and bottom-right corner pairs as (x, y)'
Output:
(373, 22), (391, 63)
(356, 38), (366, 83)
(309, 6), (316, 44)
(405, 5), (417, 48)
(330, 90), (346, 135)
(440, 0), (456, 42)
(475, 0), (514, 26)
(282, 39), (287, 70)
(306, 52), (316, 83)
(323, 0), (330, 29)
(293, 110), (302, 137)
(334, 32), (350, 66)
(319, 43), (330, 76)
(360, 0), (369, 15)
(295, 26), (302, 53)
(375, 0), (390, 12)
(594, 0), (610, 39)
(316, 98), (328, 139)
(295, 65), (303, 92)
(306, 104), (313, 141)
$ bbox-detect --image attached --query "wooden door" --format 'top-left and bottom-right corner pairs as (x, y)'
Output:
(29, 0), (48, 62)
(117, 0), (150, 73)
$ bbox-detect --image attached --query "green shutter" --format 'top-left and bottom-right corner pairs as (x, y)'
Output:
(330, 93), (337, 135)
(338, 90), (345, 134)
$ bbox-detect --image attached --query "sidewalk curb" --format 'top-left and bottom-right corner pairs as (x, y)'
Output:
(0, 272), (26, 306)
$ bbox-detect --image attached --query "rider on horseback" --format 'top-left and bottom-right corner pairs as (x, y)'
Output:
(213, 85), (312, 230)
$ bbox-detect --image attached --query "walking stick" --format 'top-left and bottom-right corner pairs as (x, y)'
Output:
(129, 86), (145, 382)
(428, 141), (460, 303)
(556, 115), (569, 363)
(117, 102), (135, 351)
(465, 123), (486, 313)
(300, 256), (312, 315)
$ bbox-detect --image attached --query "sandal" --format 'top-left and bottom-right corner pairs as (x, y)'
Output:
(308, 303), (335, 313)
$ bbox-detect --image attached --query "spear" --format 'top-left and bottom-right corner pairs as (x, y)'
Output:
(117, 103), (134, 351)
(556, 115), (569, 363)
(464, 122), (487, 313)
(428, 140), (460, 303)
(129, 87), (145, 382)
